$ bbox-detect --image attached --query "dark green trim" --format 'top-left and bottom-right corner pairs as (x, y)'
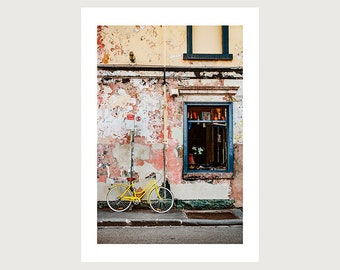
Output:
(176, 199), (235, 210)
(186, 25), (193, 55)
(183, 26), (233, 61)
(227, 103), (234, 172)
(97, 201), (150, 209)
(222, 26), (230, 56)
(183, 53), (233, 60)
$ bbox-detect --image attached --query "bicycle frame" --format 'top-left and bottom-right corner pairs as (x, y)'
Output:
(110, 178), (160, 204)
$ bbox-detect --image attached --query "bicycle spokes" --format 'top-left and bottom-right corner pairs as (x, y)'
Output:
(149, 187), (174, 213)
(106, 185), (132, 212)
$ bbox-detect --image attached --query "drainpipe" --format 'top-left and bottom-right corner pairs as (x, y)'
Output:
(162, 25), (168, 186)
(130, 129), (134, 178)
(162, 68), (168, 185)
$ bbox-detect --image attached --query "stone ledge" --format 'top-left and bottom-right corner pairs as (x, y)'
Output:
(183, 172), (234, 181)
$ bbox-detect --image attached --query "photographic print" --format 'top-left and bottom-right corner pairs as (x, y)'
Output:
(82, 7), (258, 262)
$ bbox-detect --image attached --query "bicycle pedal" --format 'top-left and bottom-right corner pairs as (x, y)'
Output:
(133, 199), (140, 205)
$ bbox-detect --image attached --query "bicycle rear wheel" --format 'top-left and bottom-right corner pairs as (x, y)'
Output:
(106, 184), (132, 212)
(148, 186), (174, 213)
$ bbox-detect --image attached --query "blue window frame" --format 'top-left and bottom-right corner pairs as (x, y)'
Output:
(183, 102), (234, 174)
(183, 26), (233, 60)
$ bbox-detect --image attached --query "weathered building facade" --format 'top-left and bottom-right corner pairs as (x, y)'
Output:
(97, 25), (243, 209)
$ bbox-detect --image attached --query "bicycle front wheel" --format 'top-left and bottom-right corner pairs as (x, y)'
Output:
(148, 186), (174, 213)
(106, 184), (132, 212)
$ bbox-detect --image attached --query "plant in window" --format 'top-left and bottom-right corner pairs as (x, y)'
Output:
(192, 146), (205, 155)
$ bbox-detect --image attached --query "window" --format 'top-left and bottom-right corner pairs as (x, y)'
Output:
(183, 26), (233, 60)
(183, 102), (234, 174)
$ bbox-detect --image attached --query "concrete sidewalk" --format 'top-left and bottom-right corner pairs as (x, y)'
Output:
(97, 207), (243, 227)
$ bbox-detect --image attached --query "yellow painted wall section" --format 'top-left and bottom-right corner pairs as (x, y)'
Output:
(192, 26), (222, 54)
(97, 25), (243, 67)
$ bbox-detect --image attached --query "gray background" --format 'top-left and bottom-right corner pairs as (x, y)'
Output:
(1, 0), (339, 268)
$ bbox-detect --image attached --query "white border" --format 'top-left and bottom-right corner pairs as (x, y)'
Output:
(81, 7), (259, 262)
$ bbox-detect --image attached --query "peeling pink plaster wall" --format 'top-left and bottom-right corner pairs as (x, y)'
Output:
(97, 78), (168, 182)
(97, 75), (242, 199)
(97, 76), (186, 185)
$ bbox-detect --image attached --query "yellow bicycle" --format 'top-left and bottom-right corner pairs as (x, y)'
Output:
(106, 173), (174, 213)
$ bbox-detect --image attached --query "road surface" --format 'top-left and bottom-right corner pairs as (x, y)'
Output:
(98, 225), (243, 244)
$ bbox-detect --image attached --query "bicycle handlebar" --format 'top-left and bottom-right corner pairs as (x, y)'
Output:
(145, 172), (156, 179)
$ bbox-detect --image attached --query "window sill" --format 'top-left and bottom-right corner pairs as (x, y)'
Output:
(183, 172), (234, 181)
(183, 53), (233, 60)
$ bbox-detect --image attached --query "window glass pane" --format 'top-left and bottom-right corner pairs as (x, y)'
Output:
(192, 26), (222, 54)
(187, 105), (228, 171)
